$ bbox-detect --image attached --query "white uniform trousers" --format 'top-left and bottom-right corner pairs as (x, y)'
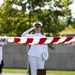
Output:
(28, 55), (45, 75)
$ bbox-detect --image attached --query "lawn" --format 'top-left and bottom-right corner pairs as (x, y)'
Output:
(3, 68), (75, 75)
(3, 68), (26, 73)
(47, 70), (75, 75)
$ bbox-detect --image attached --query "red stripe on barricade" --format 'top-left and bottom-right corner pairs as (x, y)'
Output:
(25, 38), (33, 44)
(38, 38), (47, 44)
(14, 37), (20, 43)
(61, 37), (73, 44)
(50, 37), (60, 44)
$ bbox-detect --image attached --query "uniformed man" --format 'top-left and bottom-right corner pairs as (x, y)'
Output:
(0, 37), (7, 74)
(0, 45), (3, 74)
(21, 21), (49, 75)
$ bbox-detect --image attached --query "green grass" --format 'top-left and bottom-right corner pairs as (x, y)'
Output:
(46, 70), (75, 75)
(3, 68), (27, 73)
(3, 68), (75, 75)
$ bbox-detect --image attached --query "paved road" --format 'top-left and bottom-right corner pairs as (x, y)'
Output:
(2, 73), (26, 75)
(2, 73), (55, 75)
(1, 73), (60, 75)
(2, 73), (74, 75)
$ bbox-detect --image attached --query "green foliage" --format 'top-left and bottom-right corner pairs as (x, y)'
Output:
(0, 0), (74, 37)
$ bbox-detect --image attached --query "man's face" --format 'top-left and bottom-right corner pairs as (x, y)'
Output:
(34, 25), (41, 33)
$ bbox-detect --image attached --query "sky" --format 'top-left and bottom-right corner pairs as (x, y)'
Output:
(69, 1), (75, 18)
(0, 0), (3, 5)
(0, 0), (75, 17)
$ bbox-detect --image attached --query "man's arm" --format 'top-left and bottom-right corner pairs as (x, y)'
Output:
(21, 27), (35, 37)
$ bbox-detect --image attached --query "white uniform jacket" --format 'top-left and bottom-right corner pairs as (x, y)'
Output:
(0, 46), (2, 64)
(0, 38), (7, 64)
(21, 27), (49, 58)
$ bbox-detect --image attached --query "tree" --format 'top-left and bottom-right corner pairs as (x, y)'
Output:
(0, 0), (74, 36)
(0, 0), (29, 36)
(28, 0), (74, 36)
